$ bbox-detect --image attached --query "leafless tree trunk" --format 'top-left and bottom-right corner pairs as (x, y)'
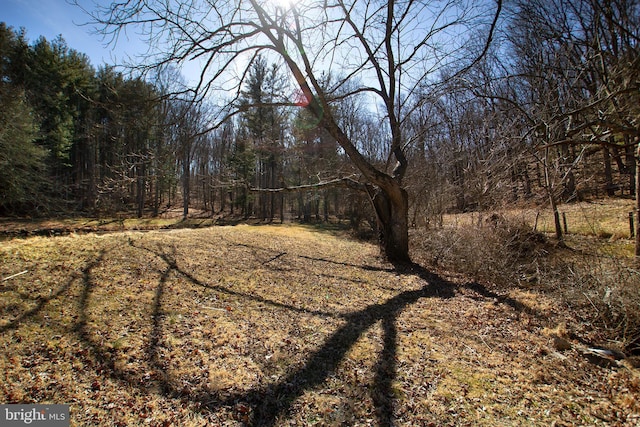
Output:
(635, 142), (640, 263)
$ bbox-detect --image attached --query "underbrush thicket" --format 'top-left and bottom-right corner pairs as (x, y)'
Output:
(411, 218), (640, 354)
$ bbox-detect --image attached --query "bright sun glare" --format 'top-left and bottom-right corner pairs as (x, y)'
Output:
(270, 0), (297, 9)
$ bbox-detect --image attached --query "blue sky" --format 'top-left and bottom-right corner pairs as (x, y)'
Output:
(2, 0), (148, 68)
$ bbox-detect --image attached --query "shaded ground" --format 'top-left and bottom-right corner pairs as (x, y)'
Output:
(0, 210), (219, 240)
(1, 225), (638, 426)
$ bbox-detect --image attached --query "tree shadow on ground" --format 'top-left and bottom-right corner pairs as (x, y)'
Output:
(124, 240), (460, 425)
(155, 243), (463, 425)
(235, 265), (456, 426)
(0, 251), (107, 334)
(72, 238), (540, 426)
(233, 259), (542, 426)
(0, 277), (76, 333)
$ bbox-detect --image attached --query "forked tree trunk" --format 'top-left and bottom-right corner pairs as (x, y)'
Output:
(370, 184), (410, 263)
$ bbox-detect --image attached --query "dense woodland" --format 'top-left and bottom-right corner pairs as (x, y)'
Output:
(1, 0), (638, 237)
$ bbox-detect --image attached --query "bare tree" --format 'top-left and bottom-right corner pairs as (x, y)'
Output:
(88, 0), (501, 261)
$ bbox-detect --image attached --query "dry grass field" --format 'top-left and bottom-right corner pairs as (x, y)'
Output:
(1, 224), (639, 426)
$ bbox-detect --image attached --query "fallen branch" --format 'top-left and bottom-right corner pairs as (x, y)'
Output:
(248, 176), (366, 193)
(1, 270), (28, 282)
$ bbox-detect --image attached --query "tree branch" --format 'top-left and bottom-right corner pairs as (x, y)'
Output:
(248, 176), (366, 193)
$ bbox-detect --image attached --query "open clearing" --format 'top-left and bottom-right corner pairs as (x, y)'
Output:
(1, 225), (639, 426)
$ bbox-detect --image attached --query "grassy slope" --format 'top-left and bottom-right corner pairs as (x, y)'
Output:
(1, 225), (638, 426)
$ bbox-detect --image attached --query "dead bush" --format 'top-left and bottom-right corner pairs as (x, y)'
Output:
(411, 218), (547, 285)
(554, 252), (640, 354)
(411, 219), (640, 354)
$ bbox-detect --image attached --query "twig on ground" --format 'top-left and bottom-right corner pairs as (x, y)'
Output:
(1, 270), (28, 282)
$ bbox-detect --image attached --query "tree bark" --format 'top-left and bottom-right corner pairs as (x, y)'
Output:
(544, 148), (563, 242)
(182, 154), (190, 220)
(635, 140), (639, 259)
(137, 161), (146, 218)
(369, 184), (410, 263)
(627, 138), (636, 196)
(603, 146), (615, 196)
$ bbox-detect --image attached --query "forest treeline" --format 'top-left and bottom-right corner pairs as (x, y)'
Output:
(1, 0), (638, 232)
(0, 23), (365, 222)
